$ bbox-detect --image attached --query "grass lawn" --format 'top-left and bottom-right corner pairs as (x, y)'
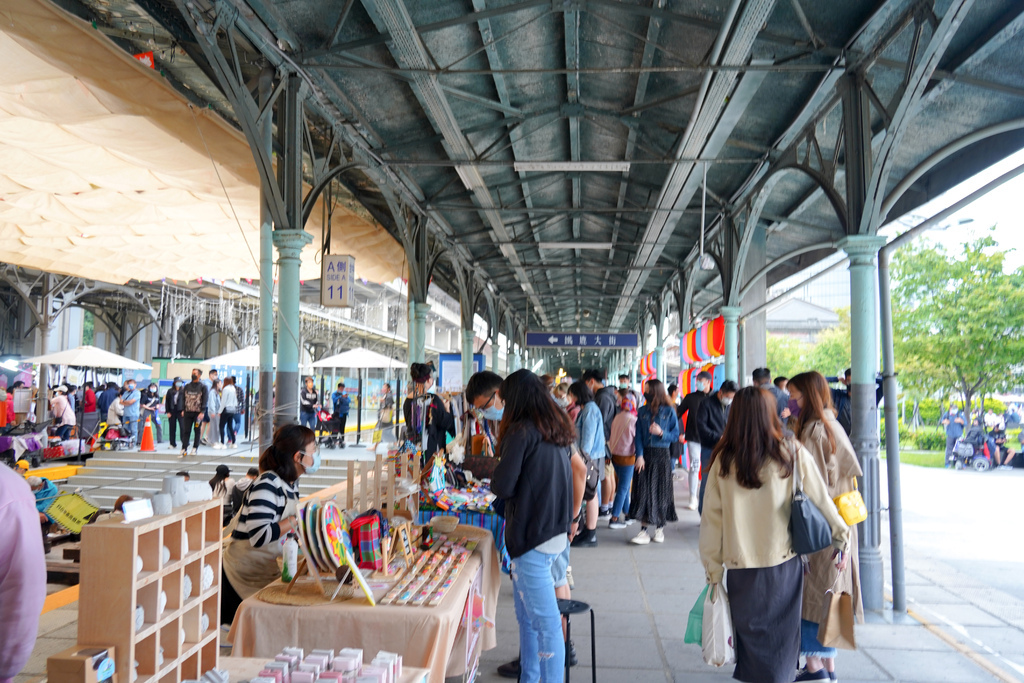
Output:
(882, 450), (945, 468)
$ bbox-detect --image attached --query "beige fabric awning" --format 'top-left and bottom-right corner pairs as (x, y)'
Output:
(0, 0), (405, 285)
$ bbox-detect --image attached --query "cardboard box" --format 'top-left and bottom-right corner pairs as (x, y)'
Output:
(48, 646), (117, 683)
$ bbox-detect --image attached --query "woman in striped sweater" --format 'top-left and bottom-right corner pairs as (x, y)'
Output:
(221, 424), (318, 623)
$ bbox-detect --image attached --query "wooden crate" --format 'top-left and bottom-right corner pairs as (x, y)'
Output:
(78, 499), (222, 683)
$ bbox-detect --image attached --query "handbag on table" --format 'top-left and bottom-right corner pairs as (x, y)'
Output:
(789, 446), (834, 555)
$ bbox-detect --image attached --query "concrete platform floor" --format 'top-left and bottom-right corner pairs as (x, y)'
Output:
(17, 466), (1024, 683)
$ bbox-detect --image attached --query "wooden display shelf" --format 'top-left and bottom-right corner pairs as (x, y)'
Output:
(78, 499), (223, 683)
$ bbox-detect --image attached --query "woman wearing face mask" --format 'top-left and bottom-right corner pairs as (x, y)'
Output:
(786, 373), (863, 682)
(164, 377), (185, 451)
(141, 383), (162, 444)
(628, 379), (680, 545)
(221, 424), (318, 623)
(403, 363), (455, 462)
(607, 392), (638, 529)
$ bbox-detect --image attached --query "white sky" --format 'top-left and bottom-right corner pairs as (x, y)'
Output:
(887, 147), (1024, 271)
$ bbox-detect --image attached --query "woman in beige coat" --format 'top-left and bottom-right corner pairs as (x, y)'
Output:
(700, 387), (849, 683)
(787, 372), (864, 682)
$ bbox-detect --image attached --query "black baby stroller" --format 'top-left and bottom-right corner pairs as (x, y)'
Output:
(316, 408), (345, 449)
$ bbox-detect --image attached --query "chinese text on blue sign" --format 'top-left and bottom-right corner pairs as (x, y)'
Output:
(525, 332), (639, 348)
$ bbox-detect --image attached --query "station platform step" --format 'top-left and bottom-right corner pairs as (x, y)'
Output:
(57, 441), (385, 510)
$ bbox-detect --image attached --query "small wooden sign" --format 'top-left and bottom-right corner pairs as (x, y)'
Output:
(394, 523), (414, 562)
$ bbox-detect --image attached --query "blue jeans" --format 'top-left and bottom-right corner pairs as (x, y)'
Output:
(300, 411), (316, 430)
(800, 618), (838, 657)
(510, 548), (565, 682)
(611, 463), (634, 519)
(124, 415), (139, 443)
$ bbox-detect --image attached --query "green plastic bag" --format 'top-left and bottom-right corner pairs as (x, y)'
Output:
(684, 585), (709, 645)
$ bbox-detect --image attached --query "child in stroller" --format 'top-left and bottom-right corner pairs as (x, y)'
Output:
(316, 408), (346, 449)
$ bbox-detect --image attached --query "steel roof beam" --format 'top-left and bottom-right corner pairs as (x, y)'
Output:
(610, 0), (776, 330)
(361, 0), (550, 326)
(300, 0), (549, 60)
(564, 4), (584, 323)
(471, 0), (562, 309)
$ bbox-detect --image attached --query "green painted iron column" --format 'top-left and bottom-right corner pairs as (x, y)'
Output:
(257, 69), (275, 452)
(721, 306), (742, 382)
(461, 328), (475, 387)
(408, 302), (430, 364)
(655, 315), (665, 383)
(840, 234), (887, 613)
(273, 229), (313, 428)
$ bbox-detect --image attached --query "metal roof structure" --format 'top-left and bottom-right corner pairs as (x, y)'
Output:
(27, 0), (1024, 339)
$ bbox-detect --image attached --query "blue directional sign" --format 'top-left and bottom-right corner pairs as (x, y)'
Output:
(526, 332), (639, 349)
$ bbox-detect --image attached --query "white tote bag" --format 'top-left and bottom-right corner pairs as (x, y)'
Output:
(702, 582), (736, 667)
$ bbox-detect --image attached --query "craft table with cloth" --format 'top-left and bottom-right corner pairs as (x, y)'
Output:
(227, 525), (500, 683)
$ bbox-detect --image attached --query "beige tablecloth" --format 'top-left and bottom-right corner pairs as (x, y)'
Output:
(228, 525), (500, 683)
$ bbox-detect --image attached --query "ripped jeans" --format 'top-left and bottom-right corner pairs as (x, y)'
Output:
(510, 548), (565, 682)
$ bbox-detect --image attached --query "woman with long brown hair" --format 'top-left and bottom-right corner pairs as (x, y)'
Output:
(628, 379), (680, 545)
(490, 370), (575, 682)
(787, 372), (864, 682)
(699, 387), (849, 683)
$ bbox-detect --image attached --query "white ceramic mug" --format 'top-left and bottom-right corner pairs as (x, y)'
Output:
(152, 493), (172, 516)
(161, 546), (171, 565)
(181, 531), (190, 555)
(158, 591), (167, 614)
(134, 606), (144, 631)
(200, 613), (210, 633)
(134, 555), (144, 576)
(182, 574), (192, 600)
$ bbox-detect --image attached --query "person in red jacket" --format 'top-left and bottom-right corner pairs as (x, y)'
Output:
(82, 381), (98, 438)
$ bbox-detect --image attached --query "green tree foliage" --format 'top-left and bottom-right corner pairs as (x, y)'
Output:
(892, 235), (1024, 416)
(765, 334), (808, 379)
(765, 307), (851, 380)
(83, 310), (94, 346)
(805, 307), (851, 378)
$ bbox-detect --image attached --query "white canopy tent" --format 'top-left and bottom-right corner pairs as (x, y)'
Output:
(311, 348), (407, 369)
(25, 345), (152, 370)
(311, 348), (405, 446)
(202, 346), (273, 368)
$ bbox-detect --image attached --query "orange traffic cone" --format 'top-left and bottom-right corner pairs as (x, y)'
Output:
(140, 416), (156, 452)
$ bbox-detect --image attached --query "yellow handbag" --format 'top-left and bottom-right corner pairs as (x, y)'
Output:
(833, 481), (867, 526)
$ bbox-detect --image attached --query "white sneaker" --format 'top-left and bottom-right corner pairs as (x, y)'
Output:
(653, 528), (665, 543)
(190, 448), (198, 457)
(609, 519), (626, 530)
(629, 530), (651, 545)
(625, 518), (636, 526)
(686, 498), (698, 511)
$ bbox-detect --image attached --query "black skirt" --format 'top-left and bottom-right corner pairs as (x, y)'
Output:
(628, 446), (677, 527)
(726, 557), (803, 683)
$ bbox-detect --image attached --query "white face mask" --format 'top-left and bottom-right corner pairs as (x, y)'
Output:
(721, 397), (733, 407)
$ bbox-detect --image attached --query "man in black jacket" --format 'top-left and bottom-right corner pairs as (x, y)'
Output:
(695, 379), (738, 514)
(180, 370), (208, 458)
(582, 368), (617, 521)
(678, 370), (713, 510)
(164, 377), (184, 451)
